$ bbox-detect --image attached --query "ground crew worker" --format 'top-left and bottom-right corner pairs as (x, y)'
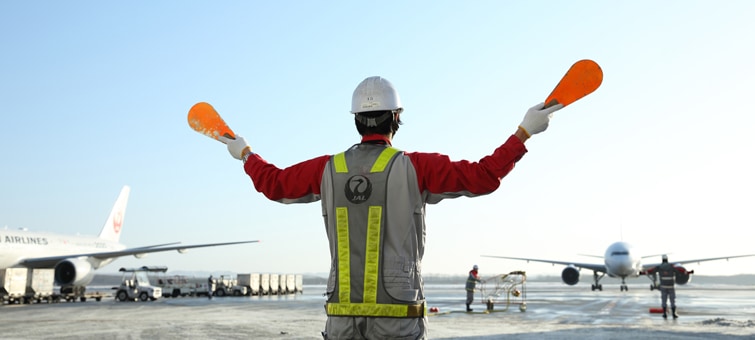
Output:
(466, 264), (483, 312)
(219, 76), (563, 339)
(654, 255), (680, 319)
(207, 275), (214, 300)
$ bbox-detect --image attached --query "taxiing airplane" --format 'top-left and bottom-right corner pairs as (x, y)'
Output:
(482, 241), (755, 291)
(0, 185), (258, 296)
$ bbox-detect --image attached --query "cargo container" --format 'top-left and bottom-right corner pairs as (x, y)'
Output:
(1, 268), (28, 304)
(295, 274), (303, 294)
(277, 274), (287, 294)
(269, 273), (279, 295)
(237, 273), (260, 296)
(285, 274), (296, 294)
(260, 273), (270, 295)
(25, 268), (54, 303)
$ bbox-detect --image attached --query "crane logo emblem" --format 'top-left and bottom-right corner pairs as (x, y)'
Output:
(345, 175), (372, 204)
(113, 212), (123, 234)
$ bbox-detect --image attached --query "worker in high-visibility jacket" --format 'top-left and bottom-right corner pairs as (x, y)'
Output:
(219, 76), (563, 339)
(466, 264), (483, 312)
(652, 254), (683, 319)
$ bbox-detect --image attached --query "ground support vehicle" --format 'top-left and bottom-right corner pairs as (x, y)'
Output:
(59, 286), (107, 302)
(154, 274), (197, 298)
(213, 275), (247, 297)
(115, 266), (165, 302)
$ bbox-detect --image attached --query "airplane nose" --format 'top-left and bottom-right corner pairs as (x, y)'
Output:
(616, 263), (630, 272)
(609, 261), (633, 275)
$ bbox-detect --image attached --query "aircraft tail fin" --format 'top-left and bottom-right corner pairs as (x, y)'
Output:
(98, 185), (130, 242)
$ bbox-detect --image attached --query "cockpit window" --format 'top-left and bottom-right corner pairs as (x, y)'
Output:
(611, 251), (629, 256)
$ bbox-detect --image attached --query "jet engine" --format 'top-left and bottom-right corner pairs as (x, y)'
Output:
(54, 258), (96, 286)
(675, 266), (691, 285)
(561, 266), (580, 285)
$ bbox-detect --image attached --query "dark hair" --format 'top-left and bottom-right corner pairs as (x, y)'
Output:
(354, 110), (403, 136)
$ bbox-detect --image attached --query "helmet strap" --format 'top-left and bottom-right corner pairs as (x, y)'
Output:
(355, 111), (393, 127)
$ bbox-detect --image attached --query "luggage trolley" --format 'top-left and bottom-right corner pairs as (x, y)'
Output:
(478, 270), (527, 312)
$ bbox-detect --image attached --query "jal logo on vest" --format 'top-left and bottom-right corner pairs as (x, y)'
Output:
(345, 175), (372, 204)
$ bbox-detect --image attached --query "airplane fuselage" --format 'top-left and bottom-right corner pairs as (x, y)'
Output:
(0, 229), (125, 269)
(603, 241), (642, 279)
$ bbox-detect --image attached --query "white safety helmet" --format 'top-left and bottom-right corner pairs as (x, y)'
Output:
(662, 254), (668, 261)
(473, 264), (479, 270)
(351, 76), (403, 115)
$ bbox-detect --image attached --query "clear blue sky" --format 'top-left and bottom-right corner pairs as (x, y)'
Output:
(2, 1), (754, 278)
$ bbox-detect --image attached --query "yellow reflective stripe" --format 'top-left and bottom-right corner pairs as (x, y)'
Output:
(334, 152), (348, 173)
(370, 147), (399, 173)
(363, 206), (382, 304)
(326, 302), (425, 317)
(336, 207), (350, 303)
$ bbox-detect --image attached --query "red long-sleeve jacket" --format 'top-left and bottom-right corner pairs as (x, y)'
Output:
(242, 134), (527, 203)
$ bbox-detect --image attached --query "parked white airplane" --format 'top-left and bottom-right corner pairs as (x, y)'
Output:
(0, 185), (258, 297)
(482, 241), (755, 291)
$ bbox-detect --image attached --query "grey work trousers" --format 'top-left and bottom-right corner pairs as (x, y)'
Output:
(323, 316), (428, 340)
(660, 287), (676, 309)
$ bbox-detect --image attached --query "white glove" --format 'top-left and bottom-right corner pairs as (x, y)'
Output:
(218, 135), (252, 160)
(518, 102), (564, 137)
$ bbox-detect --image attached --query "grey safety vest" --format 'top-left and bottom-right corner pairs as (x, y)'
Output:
(657, 263), (676, 289)
(321, 143), (425, 318)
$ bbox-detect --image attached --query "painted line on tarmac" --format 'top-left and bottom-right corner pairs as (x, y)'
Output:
(598, 299), (618, 315)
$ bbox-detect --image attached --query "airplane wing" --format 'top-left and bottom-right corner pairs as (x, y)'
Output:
(641, 254), (755, 271)
(481, 255), (607, 273)
(129, 242), (182, 249)
(18, 240), (260, 268)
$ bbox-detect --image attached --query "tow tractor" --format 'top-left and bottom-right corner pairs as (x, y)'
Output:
(478, 271), (528, 312)
(213, 275), (248, 297)
(115, 266), (165, 302)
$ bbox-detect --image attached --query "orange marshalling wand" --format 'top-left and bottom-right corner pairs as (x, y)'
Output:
(544, 59), (603, 108)
(188, 102), (236, 142)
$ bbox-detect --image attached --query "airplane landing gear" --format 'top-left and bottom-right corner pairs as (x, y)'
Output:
(620, 277), (629, 291)
(590, 271), (605, 291)
(644, 271), (660, 291)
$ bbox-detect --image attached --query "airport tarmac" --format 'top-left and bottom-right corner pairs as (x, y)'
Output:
(2, 282), (754, 339)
